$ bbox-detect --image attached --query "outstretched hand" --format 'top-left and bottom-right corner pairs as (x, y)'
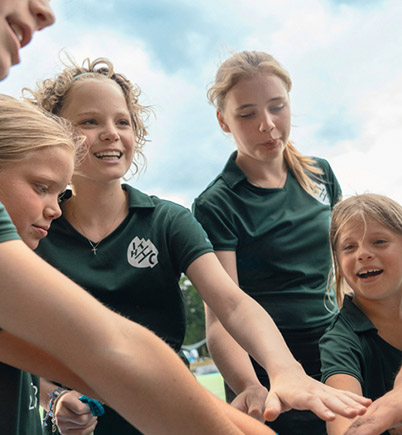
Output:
(344, 387), (402, 435)
(54, 390), (98, 435)
(264, 370), (371, 423)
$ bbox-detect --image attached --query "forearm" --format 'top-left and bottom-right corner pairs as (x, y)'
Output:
(0, 330), (97, 399)
(207, 307), (263, 394)
(187, 253), (302, 379)
(0, 242), (245, 434)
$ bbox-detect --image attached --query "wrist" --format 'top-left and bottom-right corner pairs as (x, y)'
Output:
(42, 387), (70, 429)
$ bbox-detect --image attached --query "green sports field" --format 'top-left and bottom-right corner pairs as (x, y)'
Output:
(196, 372), (225, 400)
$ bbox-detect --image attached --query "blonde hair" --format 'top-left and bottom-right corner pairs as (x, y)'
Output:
(208, 51), (322, 195)
(330, 193), (402, 307)
(0, 94), (84, 169)
(23, 57), (151, 174)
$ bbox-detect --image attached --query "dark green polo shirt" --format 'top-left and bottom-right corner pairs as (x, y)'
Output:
(193, 153), (341, 330)
(320, 294), (402, 400)
(37, 185), (214, 435)
(0, 203), (42, 434)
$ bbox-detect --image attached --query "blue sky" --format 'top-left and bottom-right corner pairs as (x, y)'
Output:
(3, 0), (402, 207)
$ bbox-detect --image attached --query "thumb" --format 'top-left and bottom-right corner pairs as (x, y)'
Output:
(264, 391), (283, 422)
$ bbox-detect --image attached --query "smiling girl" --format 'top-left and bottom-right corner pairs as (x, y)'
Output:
(0, 0), (54, 80)
(27, 57), (370, 434)
(320, 193), (402, 435)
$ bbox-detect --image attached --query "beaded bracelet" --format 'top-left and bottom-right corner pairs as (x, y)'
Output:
(42, 387), (70, 431)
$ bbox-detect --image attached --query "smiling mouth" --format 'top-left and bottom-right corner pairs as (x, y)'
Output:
(8, 21), (23, 45)
(356, 269), (383, 279)
(94, 151), (122, 160)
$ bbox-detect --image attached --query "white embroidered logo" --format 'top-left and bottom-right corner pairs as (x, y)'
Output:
(127, 236), (159, 268)
(29, 382), (38, 410)
(312, 182), (330, 206)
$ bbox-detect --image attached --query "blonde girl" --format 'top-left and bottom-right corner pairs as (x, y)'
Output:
(320, 194), (402, 434)
(27, 56), (369, 434)
(193, 50), (344, 434)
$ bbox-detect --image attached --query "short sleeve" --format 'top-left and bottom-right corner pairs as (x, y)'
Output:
(166, 203), (214, 272)
(192, 197), (238, 251)
(0, 202), (20, 242)
(319, 327), (364, 386)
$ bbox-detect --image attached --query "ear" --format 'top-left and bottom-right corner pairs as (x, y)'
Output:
(217, 110), (231, 133)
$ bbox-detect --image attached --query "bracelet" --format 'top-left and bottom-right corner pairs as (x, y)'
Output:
(42, 387), (70, 430)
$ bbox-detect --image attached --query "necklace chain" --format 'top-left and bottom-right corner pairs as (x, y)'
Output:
(70, 196), (127, 256)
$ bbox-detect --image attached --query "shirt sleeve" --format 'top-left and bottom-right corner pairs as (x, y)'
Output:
(0, 202), (20, 243)
(192, 196), (239, 251)
(319, 326), (364, 386)
(165, 203), (214, 272)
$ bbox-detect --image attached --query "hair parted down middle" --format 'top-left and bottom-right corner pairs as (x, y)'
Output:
(329, 193), (402, 307)
(23, 56), (151, 174)
(0, 94), (85, 169)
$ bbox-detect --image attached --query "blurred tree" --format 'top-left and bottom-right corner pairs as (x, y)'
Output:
(180, 275), (208, 355)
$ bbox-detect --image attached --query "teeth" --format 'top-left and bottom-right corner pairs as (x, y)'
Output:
(9, 22), (23, 43)
(357, 269), (382, 278)
(95, 151), (121, 160)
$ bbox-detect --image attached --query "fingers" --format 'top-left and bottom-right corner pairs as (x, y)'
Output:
(230, 385), (268, 423)
(54, 390), (98, 434)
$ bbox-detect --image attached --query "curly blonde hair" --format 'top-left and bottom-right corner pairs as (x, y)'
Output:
(24, 57), (151, 174)
(329, 193), (402, 307)
(0, 94), (84, 169)
(208, 51), (323, 196)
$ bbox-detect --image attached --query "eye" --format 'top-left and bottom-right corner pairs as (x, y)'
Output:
(35, 184), (48, 194)
(80, 119), (97, 126)
(270, 104), (285, 113)
(239, 112), (255, 119)
(374, 239), (387, 245)
(343, 244), (356, 251)
(117, 119), (131, 126)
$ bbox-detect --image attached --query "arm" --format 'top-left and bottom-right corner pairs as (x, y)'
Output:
(0, 239), (272, 435)
(203, 250), (268, 421)
(0, 330), (97, 398)
(324, 374), (363, 434)
(345, 367), (402, 435)
(186, 251), (371, 422)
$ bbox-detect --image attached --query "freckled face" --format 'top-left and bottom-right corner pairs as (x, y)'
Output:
(0, 146), (74, 249)
(336, 218), (402, 304)
(0, 0), (55, 80)
(217, 72), (291, 165)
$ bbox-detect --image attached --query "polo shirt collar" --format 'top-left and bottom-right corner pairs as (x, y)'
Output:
(341, 294), (377, 333)
(122, 184), (155, 210)
(221, 151), (248, 189)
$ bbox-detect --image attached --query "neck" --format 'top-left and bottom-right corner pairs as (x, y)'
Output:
(63, 178), (128, 242)
(236, 154), (287, 188)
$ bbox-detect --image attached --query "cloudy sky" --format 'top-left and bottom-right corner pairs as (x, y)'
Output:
(3, 0), (402, 208)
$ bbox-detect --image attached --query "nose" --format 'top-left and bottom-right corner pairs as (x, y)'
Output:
(357, 244), (374, 261)
(30, 0), (56, 31)
(100, 123), (119, 142)
(259, 111), (275, 133)
(44, 198), (62, 221)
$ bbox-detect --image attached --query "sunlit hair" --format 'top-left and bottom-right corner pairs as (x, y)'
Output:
(329, 193), (402, 307)
(23, 56), (151, 174)
(0, 94), (84, 169)
(208, 50), (323, 196)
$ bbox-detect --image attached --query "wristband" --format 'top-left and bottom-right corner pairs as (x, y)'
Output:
(42, 387), (69, 430)
(79, 395), (105, 416)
